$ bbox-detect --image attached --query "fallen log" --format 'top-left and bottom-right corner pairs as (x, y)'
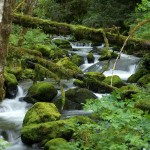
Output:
(13, 13), (150, 54)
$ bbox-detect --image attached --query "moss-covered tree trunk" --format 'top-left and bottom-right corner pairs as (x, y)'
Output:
(13, 14), (150, 54)
(0, 0), (15, 101)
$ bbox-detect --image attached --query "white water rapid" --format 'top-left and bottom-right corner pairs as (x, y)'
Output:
(0, 41), (140, 149)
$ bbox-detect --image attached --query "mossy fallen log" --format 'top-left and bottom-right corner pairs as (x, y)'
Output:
(13, 13), (150, 54)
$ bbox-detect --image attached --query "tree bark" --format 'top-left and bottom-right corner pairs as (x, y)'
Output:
(0, 0), (15, 101)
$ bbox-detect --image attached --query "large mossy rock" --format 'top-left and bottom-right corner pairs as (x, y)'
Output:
(44, 138), (74, 150)
(71, 54), (84, 66)
(56, 57), (82, 75)
(127, 69), (149, 83)
(135, 99), (150, 113)
(4, 72), (18, 98)
(23, 102), (61, 126)
(52, 39), (72, 49)
(103, 75), (126, 88)
(21, 116), (94, 145)
(137, 74), (150, 87)
(27, 82), (57, 102)
(54, 88), (97, 110)
(119, 84), (139, 99)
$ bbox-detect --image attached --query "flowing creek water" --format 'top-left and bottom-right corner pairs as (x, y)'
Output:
(0, 42), (140, 149)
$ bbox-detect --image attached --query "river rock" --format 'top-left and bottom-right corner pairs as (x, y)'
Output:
(4, 72), (18, 99)
(27, 81), (57, 102)
(119, 84), (139, 99)
(87, 53), (95, 63)
(137, 74), (150, 87)
(21, 116), (94, 145)
(23, 102), (61, 126)
(127, 69), (149, 83)
(54, 88), (97, 110)
(71, 54), (84, 66)
(56, 57), (82, 75)
(103, 75), (126, 88)
(44, 138), (74, 150)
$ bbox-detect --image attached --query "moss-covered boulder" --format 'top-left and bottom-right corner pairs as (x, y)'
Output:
(84, 72), (106, 81)
(119, 84), (139, 99)
(71, 54), (84, 66)
(56, 57), (82, 75)
(99, 47), (111, 61)
(44, 138), (74, 150)
(21, 116), (94, 145)
(55, 88), (97, 110)
(135, 99), (150, 113)
(103, 75), (126, 88)
(137, 74), (150, 87)
(4, 72), (18, 98)
(52, 39), (72, 49)
(23, 102), (61, 126)
(21, 69), (35, 80)
(127, 69), (149, 83)
(27, 82), (57, 102)
(87, 53), (95, 63)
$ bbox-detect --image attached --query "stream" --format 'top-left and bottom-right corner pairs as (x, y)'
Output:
(0, 42), (140, 149)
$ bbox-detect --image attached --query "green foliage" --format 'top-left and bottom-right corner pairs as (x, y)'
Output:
(129, 0), (150, 39)
(10, 25), (49, 48)
(72, 93), (150, 149)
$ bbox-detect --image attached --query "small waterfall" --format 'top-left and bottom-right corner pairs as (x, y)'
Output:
(0, 85), (34, 150)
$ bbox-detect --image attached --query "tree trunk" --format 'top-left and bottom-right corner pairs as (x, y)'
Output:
(0, 0), (15, 101)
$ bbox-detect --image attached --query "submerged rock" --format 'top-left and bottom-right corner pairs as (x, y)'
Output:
(27, 81), (57, 102)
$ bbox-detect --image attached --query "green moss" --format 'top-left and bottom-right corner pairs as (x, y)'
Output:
(28, 82), (57, 102)
(44, 138), (74, 150)
(21, 69), (35, 80)
(103, 75), (126, 88)
(23, 102), (61, 126)
(119, 84), (139, 99)
(137, 74), (150, 87)
(4, 72), (18, 86)
(87, 53), (95, 63)
(71, 54), (84, 66)
(135, 99), (150, 113)
(84, 72), (106, 81)
(21, 116), (94, 145)
(127, 69), (149, 83)
(99, 47), (111, 61)
(73, 79), (84, 87)
(56, 57), (82, 75)
(52, 39), (72, 49)
(34, 44), (51, 57)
